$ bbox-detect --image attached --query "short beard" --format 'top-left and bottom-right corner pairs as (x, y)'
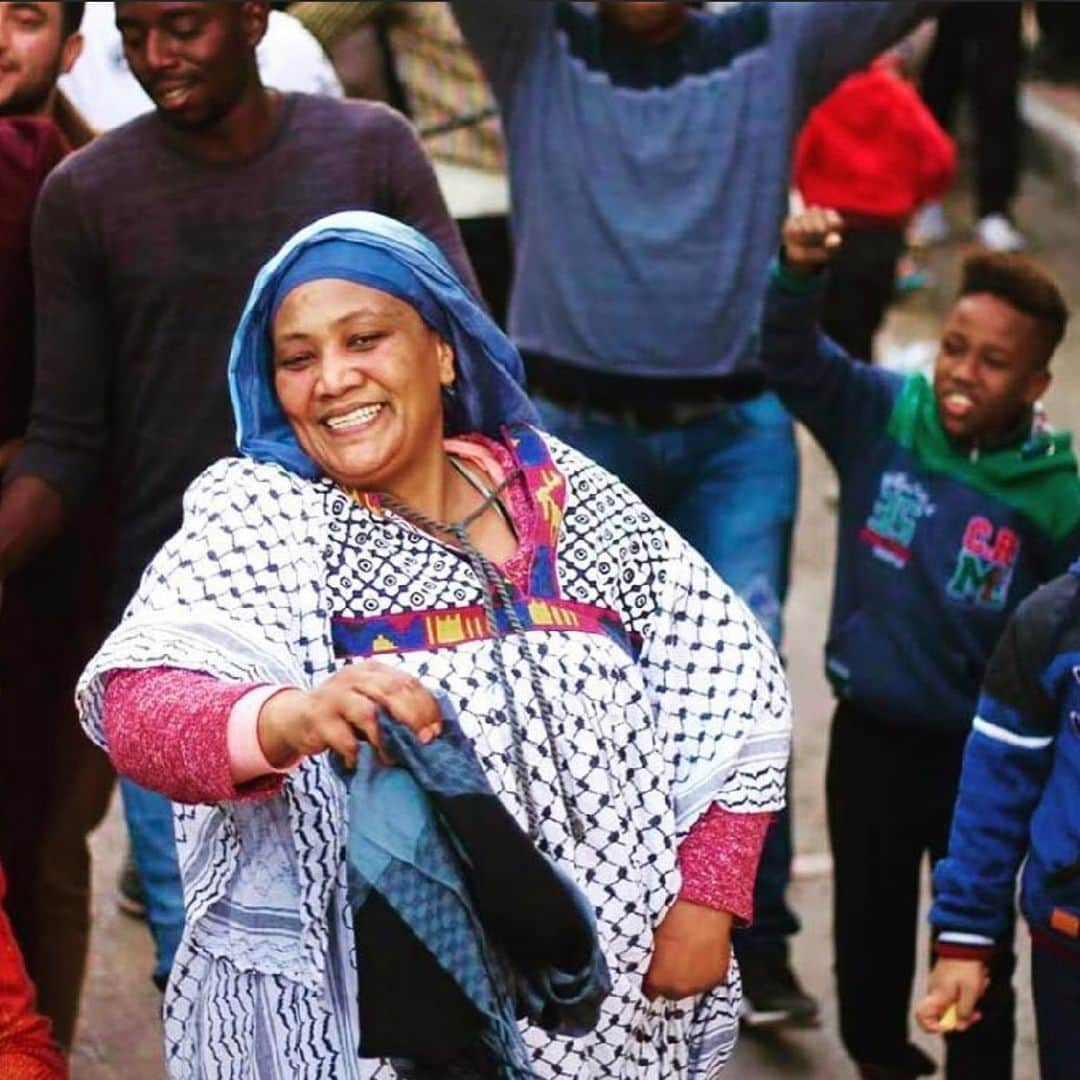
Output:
(0, 58), (62, 119)
(153, 82), (244, 133)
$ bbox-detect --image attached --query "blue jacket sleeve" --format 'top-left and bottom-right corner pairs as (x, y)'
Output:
(930, 577), (1073, 943)
(759, 260), (900, 472)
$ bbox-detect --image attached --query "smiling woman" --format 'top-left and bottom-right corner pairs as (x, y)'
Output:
(75, 212), (791, 1078)
(271, 278), (456, 508)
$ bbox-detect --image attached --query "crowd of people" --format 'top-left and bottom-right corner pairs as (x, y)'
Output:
(0, 3), (1077, 1079)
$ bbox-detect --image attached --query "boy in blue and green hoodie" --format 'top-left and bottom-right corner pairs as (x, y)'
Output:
(761, 207), (1080, 1080)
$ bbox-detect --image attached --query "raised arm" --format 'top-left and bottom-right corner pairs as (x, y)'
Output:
(1, 165), (108, 580)
(378, 105), (481, 298)
(448, 0), (553, 105)
(760, 208), (901, 469)
(777, 1), (942, 113)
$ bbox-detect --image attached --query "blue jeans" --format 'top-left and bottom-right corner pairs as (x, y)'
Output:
(119, 778), (184, 987)
(1032, 942), (1080, 1080)
(535, 393), (800, 947)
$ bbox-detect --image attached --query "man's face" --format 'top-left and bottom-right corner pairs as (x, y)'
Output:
(0, 2), (81, 116)
(598, 2), (688, 43)
(933, 293), (1052, 442)
(114, 1), (267, 130)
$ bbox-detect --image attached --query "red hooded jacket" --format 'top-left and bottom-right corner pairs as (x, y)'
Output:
(0, 864), (67, 1079)
(794, 59), (956, 224)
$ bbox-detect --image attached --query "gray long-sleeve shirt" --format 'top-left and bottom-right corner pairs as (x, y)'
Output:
(9, 93), (474, 616)
(451, 0), (936, 380)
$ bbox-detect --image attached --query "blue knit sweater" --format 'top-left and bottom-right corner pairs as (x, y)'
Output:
(450, 0), (935, 378)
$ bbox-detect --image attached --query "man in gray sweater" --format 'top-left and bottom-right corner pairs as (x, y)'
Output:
(451, 0), (937, 1027)
(0, 0), (473, 992)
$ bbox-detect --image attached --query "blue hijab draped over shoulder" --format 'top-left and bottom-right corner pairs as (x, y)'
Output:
(228, 210), (539, 479)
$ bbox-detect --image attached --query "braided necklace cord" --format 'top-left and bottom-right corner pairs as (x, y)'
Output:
(376, 470), (586, 844)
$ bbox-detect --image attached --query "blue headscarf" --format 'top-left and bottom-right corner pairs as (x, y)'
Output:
(227, 211), (539, 480)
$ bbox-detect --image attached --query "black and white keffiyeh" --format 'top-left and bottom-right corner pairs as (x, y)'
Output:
(78, 428), (790, 1079)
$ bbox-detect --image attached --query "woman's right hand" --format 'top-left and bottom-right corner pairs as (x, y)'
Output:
(257, 661), (443, 770)
(915, 957), (989, 1035)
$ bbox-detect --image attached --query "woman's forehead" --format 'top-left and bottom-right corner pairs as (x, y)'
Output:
(272, 279), (417, 333)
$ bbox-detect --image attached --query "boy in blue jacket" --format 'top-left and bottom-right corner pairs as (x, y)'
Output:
(762, 207), (1079, 1080)
(917, 565), (1080, 1080)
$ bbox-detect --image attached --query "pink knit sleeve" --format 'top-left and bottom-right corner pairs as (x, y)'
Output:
(103, 667), (287, 805)
(677, 804), (773, 924)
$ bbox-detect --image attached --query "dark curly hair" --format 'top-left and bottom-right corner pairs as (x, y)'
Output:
(61, 2), (85, 38)
(958, 252), (1070, 366)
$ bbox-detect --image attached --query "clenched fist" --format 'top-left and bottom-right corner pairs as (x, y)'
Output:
(782, 206), (844, 277)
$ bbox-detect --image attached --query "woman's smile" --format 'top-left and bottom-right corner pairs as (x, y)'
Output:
(323, 401), (387, 433)
(272, 278), (454, 493)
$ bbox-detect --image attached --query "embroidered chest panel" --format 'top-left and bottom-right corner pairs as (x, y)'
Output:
(322, 426), (652, 661)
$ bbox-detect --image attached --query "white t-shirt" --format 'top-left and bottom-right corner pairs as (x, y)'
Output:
(60, 4), (343, 130)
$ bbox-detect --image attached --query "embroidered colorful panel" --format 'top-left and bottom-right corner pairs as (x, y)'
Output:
(332, 597), (640, 661)
(504, 423), (566, 599)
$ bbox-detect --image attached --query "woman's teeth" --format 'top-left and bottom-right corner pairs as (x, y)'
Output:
(325, 403), (383, 431)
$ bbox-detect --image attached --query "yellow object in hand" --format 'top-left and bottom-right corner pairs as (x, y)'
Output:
(939, 1004), (959, 1033)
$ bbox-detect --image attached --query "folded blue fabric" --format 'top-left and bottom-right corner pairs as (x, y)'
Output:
(337, 697), (610, 1077)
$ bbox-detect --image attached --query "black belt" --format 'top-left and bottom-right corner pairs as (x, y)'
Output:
(523, 351), (764, 430)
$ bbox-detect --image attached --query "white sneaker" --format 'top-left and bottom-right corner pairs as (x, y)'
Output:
(974, 213), (1027, 252)
(910, 201), (949, 246)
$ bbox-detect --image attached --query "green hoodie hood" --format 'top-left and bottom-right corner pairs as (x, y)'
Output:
(888, 375), (1080, 543)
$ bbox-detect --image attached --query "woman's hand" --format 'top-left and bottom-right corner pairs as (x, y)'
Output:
(915, 957), (989, 1035)
(257, 661), (443, 769)
(643, 900), (733, 1001)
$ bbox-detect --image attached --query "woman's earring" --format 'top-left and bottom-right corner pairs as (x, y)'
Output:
(441, 382), (461, 431)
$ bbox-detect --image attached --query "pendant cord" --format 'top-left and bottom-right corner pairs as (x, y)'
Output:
(369, 476), (585, 844)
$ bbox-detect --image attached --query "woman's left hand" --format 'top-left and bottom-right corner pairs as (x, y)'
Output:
(642, 900), (733, 1002)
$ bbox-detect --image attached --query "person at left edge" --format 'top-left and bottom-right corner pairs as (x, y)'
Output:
(0, 1), (111, 1052)
(0, 861), (66, 1079)
(0, 0), (476, 994)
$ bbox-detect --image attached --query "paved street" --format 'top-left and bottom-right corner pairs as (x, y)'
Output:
(70, 157), (1079, 1079)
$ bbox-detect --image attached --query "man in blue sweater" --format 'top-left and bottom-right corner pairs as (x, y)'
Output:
(449, 0), (937, 1025)
(917, 563), (1080, 1080)
(763, 206), (1079, 1079)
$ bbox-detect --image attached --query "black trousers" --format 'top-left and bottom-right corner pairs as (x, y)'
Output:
(821, 225), (905, 363)
(921, 2), (1023, 220)
(826, 702), (1016, 1078)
